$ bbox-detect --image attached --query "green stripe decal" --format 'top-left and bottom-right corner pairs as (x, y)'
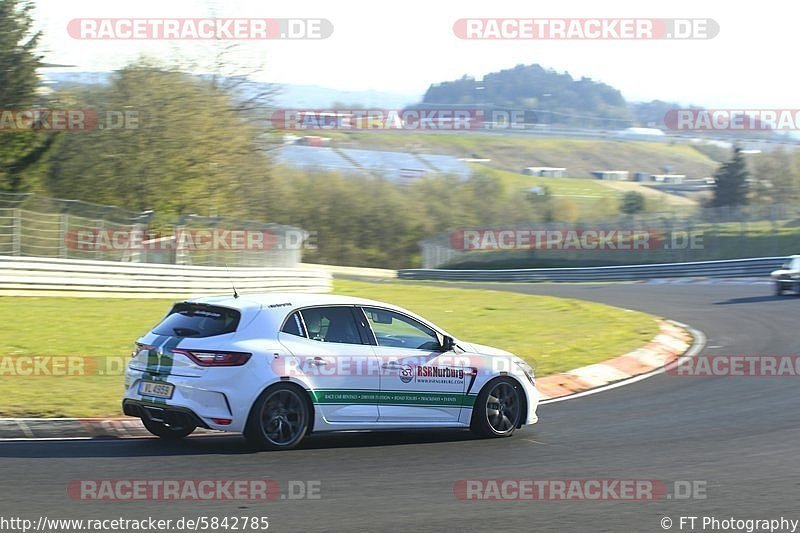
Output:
(310, 390), (476, 407)
(143, 336), (182, 377)
(142, 336), (182, 405)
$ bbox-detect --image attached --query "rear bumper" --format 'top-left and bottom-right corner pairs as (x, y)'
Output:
(122, 399), (210, 429)
(123, 366), (250, 432)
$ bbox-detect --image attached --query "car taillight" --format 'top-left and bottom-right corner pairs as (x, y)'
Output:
(131, 343), (151, 358)
(172, 349), (251, 367)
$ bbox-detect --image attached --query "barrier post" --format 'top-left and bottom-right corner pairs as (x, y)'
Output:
(12, 208), (21, 256)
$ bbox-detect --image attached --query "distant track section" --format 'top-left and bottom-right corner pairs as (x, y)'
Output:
(399, 256), (785, 282)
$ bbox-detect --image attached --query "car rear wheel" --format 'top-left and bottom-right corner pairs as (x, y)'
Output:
(244, 384), (311, 450)
(141, 417), (196, 439)
(470, 377), (522, 438)
(775, 282), (783, 295)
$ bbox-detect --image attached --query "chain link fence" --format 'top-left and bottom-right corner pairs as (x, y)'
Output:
(420, 204), (800, 269)
(0, 192), (307, 267)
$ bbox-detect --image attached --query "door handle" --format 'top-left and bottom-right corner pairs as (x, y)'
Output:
(381, 361), (402, 369)
(309, 356), (328, 366)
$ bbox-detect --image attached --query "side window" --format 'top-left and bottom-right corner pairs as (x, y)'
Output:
(281, 311), (306, 337)
(300, 306), (365, 345)
(363, 307), (441, 351)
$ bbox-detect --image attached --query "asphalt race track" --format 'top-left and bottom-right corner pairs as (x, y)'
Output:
(1, 281), (799, 532)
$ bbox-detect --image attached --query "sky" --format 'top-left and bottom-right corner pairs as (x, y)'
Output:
(30, 0), (797, 108)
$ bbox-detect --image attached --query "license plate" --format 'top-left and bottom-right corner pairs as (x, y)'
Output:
(138, 381), (174, 399)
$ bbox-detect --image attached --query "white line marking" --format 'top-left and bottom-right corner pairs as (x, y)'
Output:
(15, 420), (34, 438)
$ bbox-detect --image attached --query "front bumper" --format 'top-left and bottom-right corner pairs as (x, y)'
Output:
(524, 380), (540, 426)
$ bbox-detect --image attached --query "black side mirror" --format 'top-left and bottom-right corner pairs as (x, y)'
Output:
(441, 335), (456, 352)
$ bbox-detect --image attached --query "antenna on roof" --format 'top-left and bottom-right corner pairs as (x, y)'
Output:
(224, 263), (239, 299)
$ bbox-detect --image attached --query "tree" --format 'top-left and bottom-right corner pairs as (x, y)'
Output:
(46, 61), (269, 220)
(620, 191), (646, 215)
(749, 147), (799, 204)
(0, 0), (58, 192)
(0, 0), (40, 108)
(419, 63), (633, 128)
(709, 148), (750, 207)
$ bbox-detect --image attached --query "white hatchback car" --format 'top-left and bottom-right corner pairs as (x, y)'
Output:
(771, 255), (800, 295)
(123, 293), (539, 450)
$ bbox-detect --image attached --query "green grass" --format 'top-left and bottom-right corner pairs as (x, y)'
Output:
(0, 298), (174, 418)
(473, 164), (618, 198)
(470, 164), (623, 217)
(0, 281), (659, 417)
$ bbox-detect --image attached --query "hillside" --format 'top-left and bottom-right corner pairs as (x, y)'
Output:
(420, 64), (632, 128)
(472, 165), (697, 210)
(329, 131), (719, 180)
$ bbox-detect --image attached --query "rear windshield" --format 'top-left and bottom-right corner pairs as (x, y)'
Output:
(153, 303), (240, 338)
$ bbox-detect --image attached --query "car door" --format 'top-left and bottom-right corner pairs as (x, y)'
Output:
(277, 306), (380, 423)
(361, 306), (470, 423)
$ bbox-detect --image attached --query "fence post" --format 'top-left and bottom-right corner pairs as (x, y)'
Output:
(96, 218), (104, 261)
(59, 212), (68, 258)
(12, 208), (21, 256)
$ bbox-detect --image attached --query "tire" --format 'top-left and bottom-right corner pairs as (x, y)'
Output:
(775, 282), (783, 296)
(141, 417), (196, 439)
(470, 377), (523, 438)
(244, 384), (311, 450)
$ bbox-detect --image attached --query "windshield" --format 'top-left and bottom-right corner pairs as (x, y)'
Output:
(152, 303), (240, 338)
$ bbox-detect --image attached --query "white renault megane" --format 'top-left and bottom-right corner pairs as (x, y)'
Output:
(122, 293), (539, 450)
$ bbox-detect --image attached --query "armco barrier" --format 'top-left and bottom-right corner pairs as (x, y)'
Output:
(0, 256), (331, 297)
(398, 257), (786, 282)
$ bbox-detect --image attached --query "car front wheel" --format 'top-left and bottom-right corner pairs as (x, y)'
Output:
(244, 384), (311, 450)
(471, 377), (523, 438)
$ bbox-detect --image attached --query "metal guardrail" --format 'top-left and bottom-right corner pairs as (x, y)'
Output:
(398, 257), (786, 282)
(0, 256), (332, 297)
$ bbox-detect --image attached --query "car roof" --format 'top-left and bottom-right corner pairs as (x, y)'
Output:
(184, 292), (401, 313)
(181, 292), (451, 336)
